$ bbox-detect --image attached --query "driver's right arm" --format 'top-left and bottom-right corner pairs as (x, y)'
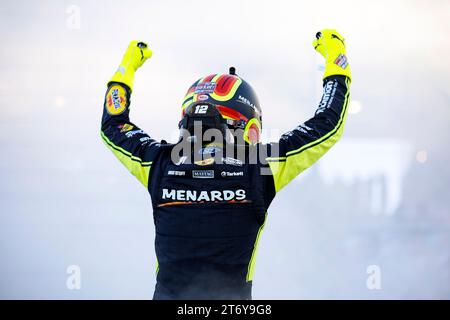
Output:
(101, 41), (161, 188)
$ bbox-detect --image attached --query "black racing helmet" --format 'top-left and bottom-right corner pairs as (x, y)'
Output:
(179, 67), (262, 144)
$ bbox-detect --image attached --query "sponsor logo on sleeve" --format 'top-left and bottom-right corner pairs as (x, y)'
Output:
(106, 85), (127, 115)
(317, 80), (338, 112)
(119, 123), (134, 132)
(125, 129), (145, 138)
(140, 137), (151, 142)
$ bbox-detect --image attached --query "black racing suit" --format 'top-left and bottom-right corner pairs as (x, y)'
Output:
(101, 75), (350, 299)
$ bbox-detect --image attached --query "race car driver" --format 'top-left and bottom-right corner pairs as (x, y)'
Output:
(101, 29), (351, 299)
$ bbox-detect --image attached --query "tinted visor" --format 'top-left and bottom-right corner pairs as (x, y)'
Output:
(179, 102), (227, 136)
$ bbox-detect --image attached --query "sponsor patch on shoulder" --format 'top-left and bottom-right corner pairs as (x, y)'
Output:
(106, 85), (127, 115)
(125, 129), (145, 138)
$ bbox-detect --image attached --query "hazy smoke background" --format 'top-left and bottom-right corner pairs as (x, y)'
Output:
(0, 0), (449, 299)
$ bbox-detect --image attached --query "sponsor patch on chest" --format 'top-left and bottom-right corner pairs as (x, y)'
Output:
(192, 170), (214, 179)
(161, 188), (246, 202)
(221, 171), (244, 177)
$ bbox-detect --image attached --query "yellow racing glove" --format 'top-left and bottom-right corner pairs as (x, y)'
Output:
(108, 40), (153, 91)
(312, 29), (351, 81)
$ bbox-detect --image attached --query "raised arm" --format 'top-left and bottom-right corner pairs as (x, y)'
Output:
(101, 41), (161, 188)
(266, 30), (352, 192)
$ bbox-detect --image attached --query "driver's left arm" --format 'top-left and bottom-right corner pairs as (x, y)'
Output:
(265, 29), (352, 193)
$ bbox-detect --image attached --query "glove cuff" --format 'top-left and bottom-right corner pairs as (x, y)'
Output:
(108, 65), (135, 91)
(324, 52), (351, 81)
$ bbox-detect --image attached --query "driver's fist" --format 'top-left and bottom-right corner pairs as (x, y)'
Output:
(123, 41), (153, 71)
(109, 40), (153, 91)
(312, 29), (351, 81)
